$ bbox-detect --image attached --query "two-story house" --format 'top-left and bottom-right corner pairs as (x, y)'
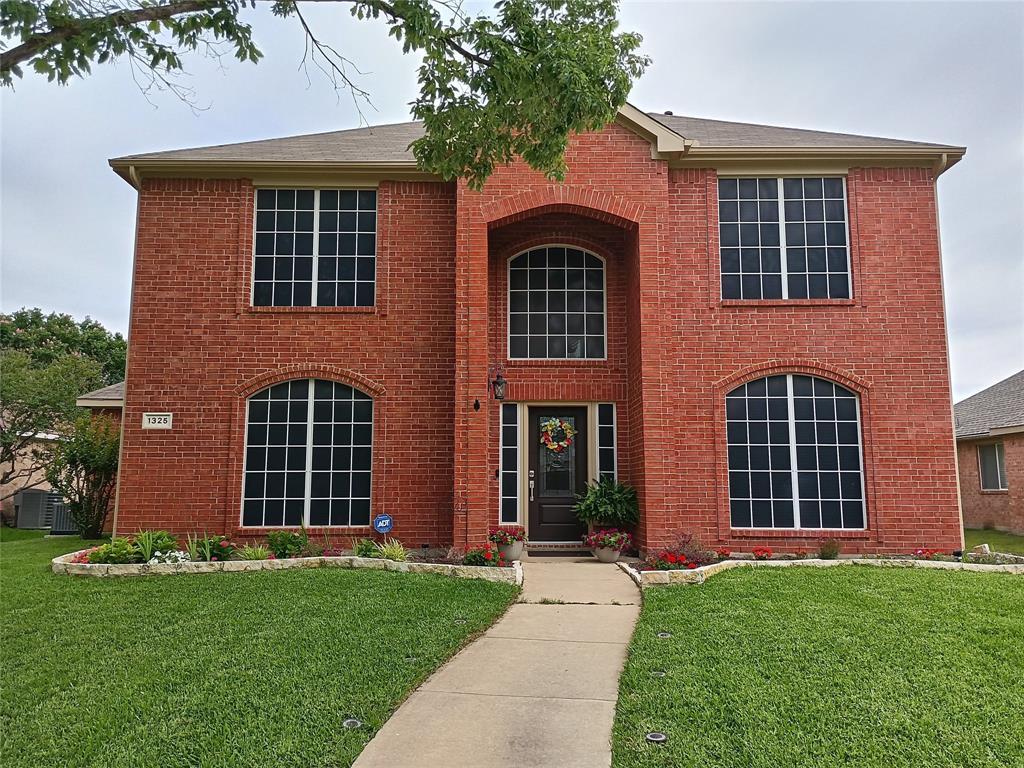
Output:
(107, 105), (966, 554)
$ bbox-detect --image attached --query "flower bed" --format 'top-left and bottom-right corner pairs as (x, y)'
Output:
(619, 556), (1024, 588)
(53, 550), (523, 584)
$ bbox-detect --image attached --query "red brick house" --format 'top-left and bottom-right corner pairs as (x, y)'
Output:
(955, 370), (1024, 535)
(106, 105), (966, 554)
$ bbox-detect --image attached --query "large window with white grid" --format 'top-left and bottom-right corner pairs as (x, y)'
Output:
(508, 246), (606, 359)
(242, 379), (373, 527)
(726, 374), (865, 529)
(253, 189), (376, 308)
(719, 177), (850, 300)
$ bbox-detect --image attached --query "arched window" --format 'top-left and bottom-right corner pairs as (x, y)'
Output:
(242, 379), (372, 528)
(508, 246), (606, 359)
(726, 374), (865, 529)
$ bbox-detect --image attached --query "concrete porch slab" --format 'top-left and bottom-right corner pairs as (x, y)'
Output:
(517, 560), (641, 605)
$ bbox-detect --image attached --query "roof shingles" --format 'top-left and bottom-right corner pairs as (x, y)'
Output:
(954, 370), (1024, 439)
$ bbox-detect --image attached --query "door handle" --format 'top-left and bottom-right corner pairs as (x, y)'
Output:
(529, 480), (535, 502)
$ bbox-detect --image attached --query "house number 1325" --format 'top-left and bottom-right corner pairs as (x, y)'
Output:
(142, 413), (173, 429)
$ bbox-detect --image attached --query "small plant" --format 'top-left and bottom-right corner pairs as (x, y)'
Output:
(319, 531), (344, 557)
(583, 528), (633, 551)
(87, 537), (141, 564)
(373, 537), (408, 562)
(573, 477), (639, 528)
(70, 547), (101, 564)
(132, 530), (178, 562)
(488, 526), (527, 545)
(793, 547), (809, 559)
(463, 542), (507, 567)
(147, 550), (190, 564)
(715, 547), (732, 561)
(752, 546), (773, 560)
(913, 548), (950, 561)
(266, 529), (308, 559)
(239, 544), (273, 560)
(818, 539), (842, 560)
(187, 533), (235, 562)
(666, 532), (716, 567)
(351, 537), (380, 558)
(643, 551), (699, 571)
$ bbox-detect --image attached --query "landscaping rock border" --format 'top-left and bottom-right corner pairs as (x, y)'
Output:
(617, 557), (1024, 588)
(52, 551), (524, 586)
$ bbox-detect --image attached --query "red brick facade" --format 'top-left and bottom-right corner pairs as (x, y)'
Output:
(957, 435), (1024, 535)
(114, 121), (964, 554)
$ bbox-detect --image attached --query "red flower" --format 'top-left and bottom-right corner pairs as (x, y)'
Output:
(686, 562), (699, 570)
(484, 550), (493, 560)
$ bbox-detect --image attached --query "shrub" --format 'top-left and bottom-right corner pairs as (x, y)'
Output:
(351, 538), (380, 558)
(818, 539), (842, 560)
(44, 413), (119, 539)
(374, 537), (407, 562)
(488, 526), (527, 545)
(266, 530), (308, 559)
(238, 545), (273, 560)
(573, 477), (639, 528)
(665, 532), (716, 567)
(752, 546), (773, 560)
(463, 543), (507, 567)
(132, 530), (177, 562)
(187, 533), (235, 562)
(582, 528), (632, 551)
(88, 537), (141, 564)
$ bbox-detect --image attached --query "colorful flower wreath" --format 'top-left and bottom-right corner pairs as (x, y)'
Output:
(539, 417), (577, 452)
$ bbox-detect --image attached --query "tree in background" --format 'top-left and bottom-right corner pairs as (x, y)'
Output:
(0, 351), (104, 501)
(1, 308), (127, 385)
(0, 0), (649, 188)
(45, 413), (120, 538)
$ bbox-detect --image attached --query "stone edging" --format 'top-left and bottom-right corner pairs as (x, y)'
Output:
(617, 557), (1024, 588)
(52, 551), (524, 586)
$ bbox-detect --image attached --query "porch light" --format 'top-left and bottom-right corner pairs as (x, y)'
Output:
(489, 364), (507, 401)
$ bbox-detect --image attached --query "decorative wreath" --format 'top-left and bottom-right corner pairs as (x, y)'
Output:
(540, 417), (577, 453)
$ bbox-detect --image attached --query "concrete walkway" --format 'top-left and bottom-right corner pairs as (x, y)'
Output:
(353, 556), (640, 768)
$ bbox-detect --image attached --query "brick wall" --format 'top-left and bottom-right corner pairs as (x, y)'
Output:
(957, 434), (1024, 535)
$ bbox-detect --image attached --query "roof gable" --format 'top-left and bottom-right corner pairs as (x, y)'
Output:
(955, 369), (1024, 438)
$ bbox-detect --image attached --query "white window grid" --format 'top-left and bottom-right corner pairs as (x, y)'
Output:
(241, 378), (373, 528)
(719, 177), (851, 300)
(726, 374), (866, 530)
(977, 443), (1008, 490)
(507, 246), (608, 360)
(500, 403), (519, 524)
(597, 403), (617, 481)
(253, 188), (376, 308)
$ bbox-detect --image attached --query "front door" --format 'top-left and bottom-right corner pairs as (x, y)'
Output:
(528, 407), (589, 542)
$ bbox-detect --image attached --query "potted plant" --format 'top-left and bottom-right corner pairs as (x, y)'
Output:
(574, 477), (639, 530)
(488, 526), (527, 561)
(583, 529), (632, 563)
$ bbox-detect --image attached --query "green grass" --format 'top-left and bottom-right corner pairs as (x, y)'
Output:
(613, 567), (1024, 768)
(965, 528), (1024, 555)
(0, 536), (516, 768)
(0, 526), (47, 542)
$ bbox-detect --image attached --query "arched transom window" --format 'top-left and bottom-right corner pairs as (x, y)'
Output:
(242, 379), (372, 528)
(508, 246), (606, 359)
(726, 374), (865, 529)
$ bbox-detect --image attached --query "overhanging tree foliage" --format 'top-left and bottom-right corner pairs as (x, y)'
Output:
(0, 0), (649, 186)
(1, 308), (127, 384)
(45, 413), (120, 538)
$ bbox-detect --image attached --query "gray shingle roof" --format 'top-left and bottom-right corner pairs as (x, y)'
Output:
(954, 370), (1024, 439)
(77, 381), (125, 404)
(111, 112), (960, 165)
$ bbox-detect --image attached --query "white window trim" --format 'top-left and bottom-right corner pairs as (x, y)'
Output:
(977, 442), (1009, 491)
(718, 176), (853, 301)
(506, 244), (609, 361)
(250, 187), (378, 309)
(728, 373), (868, 531)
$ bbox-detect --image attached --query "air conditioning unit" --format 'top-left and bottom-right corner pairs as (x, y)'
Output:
(14, 489), (56, 529)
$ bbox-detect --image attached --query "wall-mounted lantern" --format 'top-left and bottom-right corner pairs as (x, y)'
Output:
(488, 364), (507, 401)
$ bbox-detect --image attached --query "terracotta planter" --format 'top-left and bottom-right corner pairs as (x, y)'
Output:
(592, 546), (621, 563)
(498, 540), (525, 562)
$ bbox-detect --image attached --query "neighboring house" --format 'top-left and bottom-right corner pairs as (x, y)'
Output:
(105, 105), (966, 554)
(0, 434), (55, 526)
(76, 382), (126, 418)
(955, 370), (1024, 535)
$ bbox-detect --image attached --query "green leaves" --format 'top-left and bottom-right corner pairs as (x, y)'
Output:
(45, 412), (120, 538)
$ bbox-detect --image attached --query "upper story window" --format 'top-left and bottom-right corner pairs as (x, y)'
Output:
(726, 374), (865, 530)
(253, 189), (376, 308)
(719, 177), (850, 300)
(978, 443), (1008, 491)
(508, 246), (606, 359)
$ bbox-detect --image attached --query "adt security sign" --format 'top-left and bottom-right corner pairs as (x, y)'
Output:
(373, 514), (394, 534)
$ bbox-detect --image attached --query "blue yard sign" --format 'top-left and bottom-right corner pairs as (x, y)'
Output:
(373, 514), (394, 534)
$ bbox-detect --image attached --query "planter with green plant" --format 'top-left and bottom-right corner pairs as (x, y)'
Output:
(574, 477), (639, 531)
(583, 529), (633, 563)
(488, 526), (527, 561)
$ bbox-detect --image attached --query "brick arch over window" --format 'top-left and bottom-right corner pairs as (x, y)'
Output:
(235, 365), (386, 399)
(715, 359), (870, 397)
(483, 187), (644, 230)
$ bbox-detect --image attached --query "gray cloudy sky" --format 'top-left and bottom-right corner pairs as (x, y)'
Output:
(2, 1), (1022, 399)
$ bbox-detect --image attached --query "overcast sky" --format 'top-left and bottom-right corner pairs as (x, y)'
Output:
(2, 1), (1022, 399)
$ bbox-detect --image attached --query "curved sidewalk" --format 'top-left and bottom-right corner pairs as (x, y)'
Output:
(353, 557), (640, 768)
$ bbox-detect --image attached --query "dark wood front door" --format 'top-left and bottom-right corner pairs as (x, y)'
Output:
(528, 407), (589, 542)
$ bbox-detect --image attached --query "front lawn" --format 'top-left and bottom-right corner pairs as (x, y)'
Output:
(965, 527), (1024, 555)
(0, 536), (516, 768)
(613, 567), (1024, 768)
